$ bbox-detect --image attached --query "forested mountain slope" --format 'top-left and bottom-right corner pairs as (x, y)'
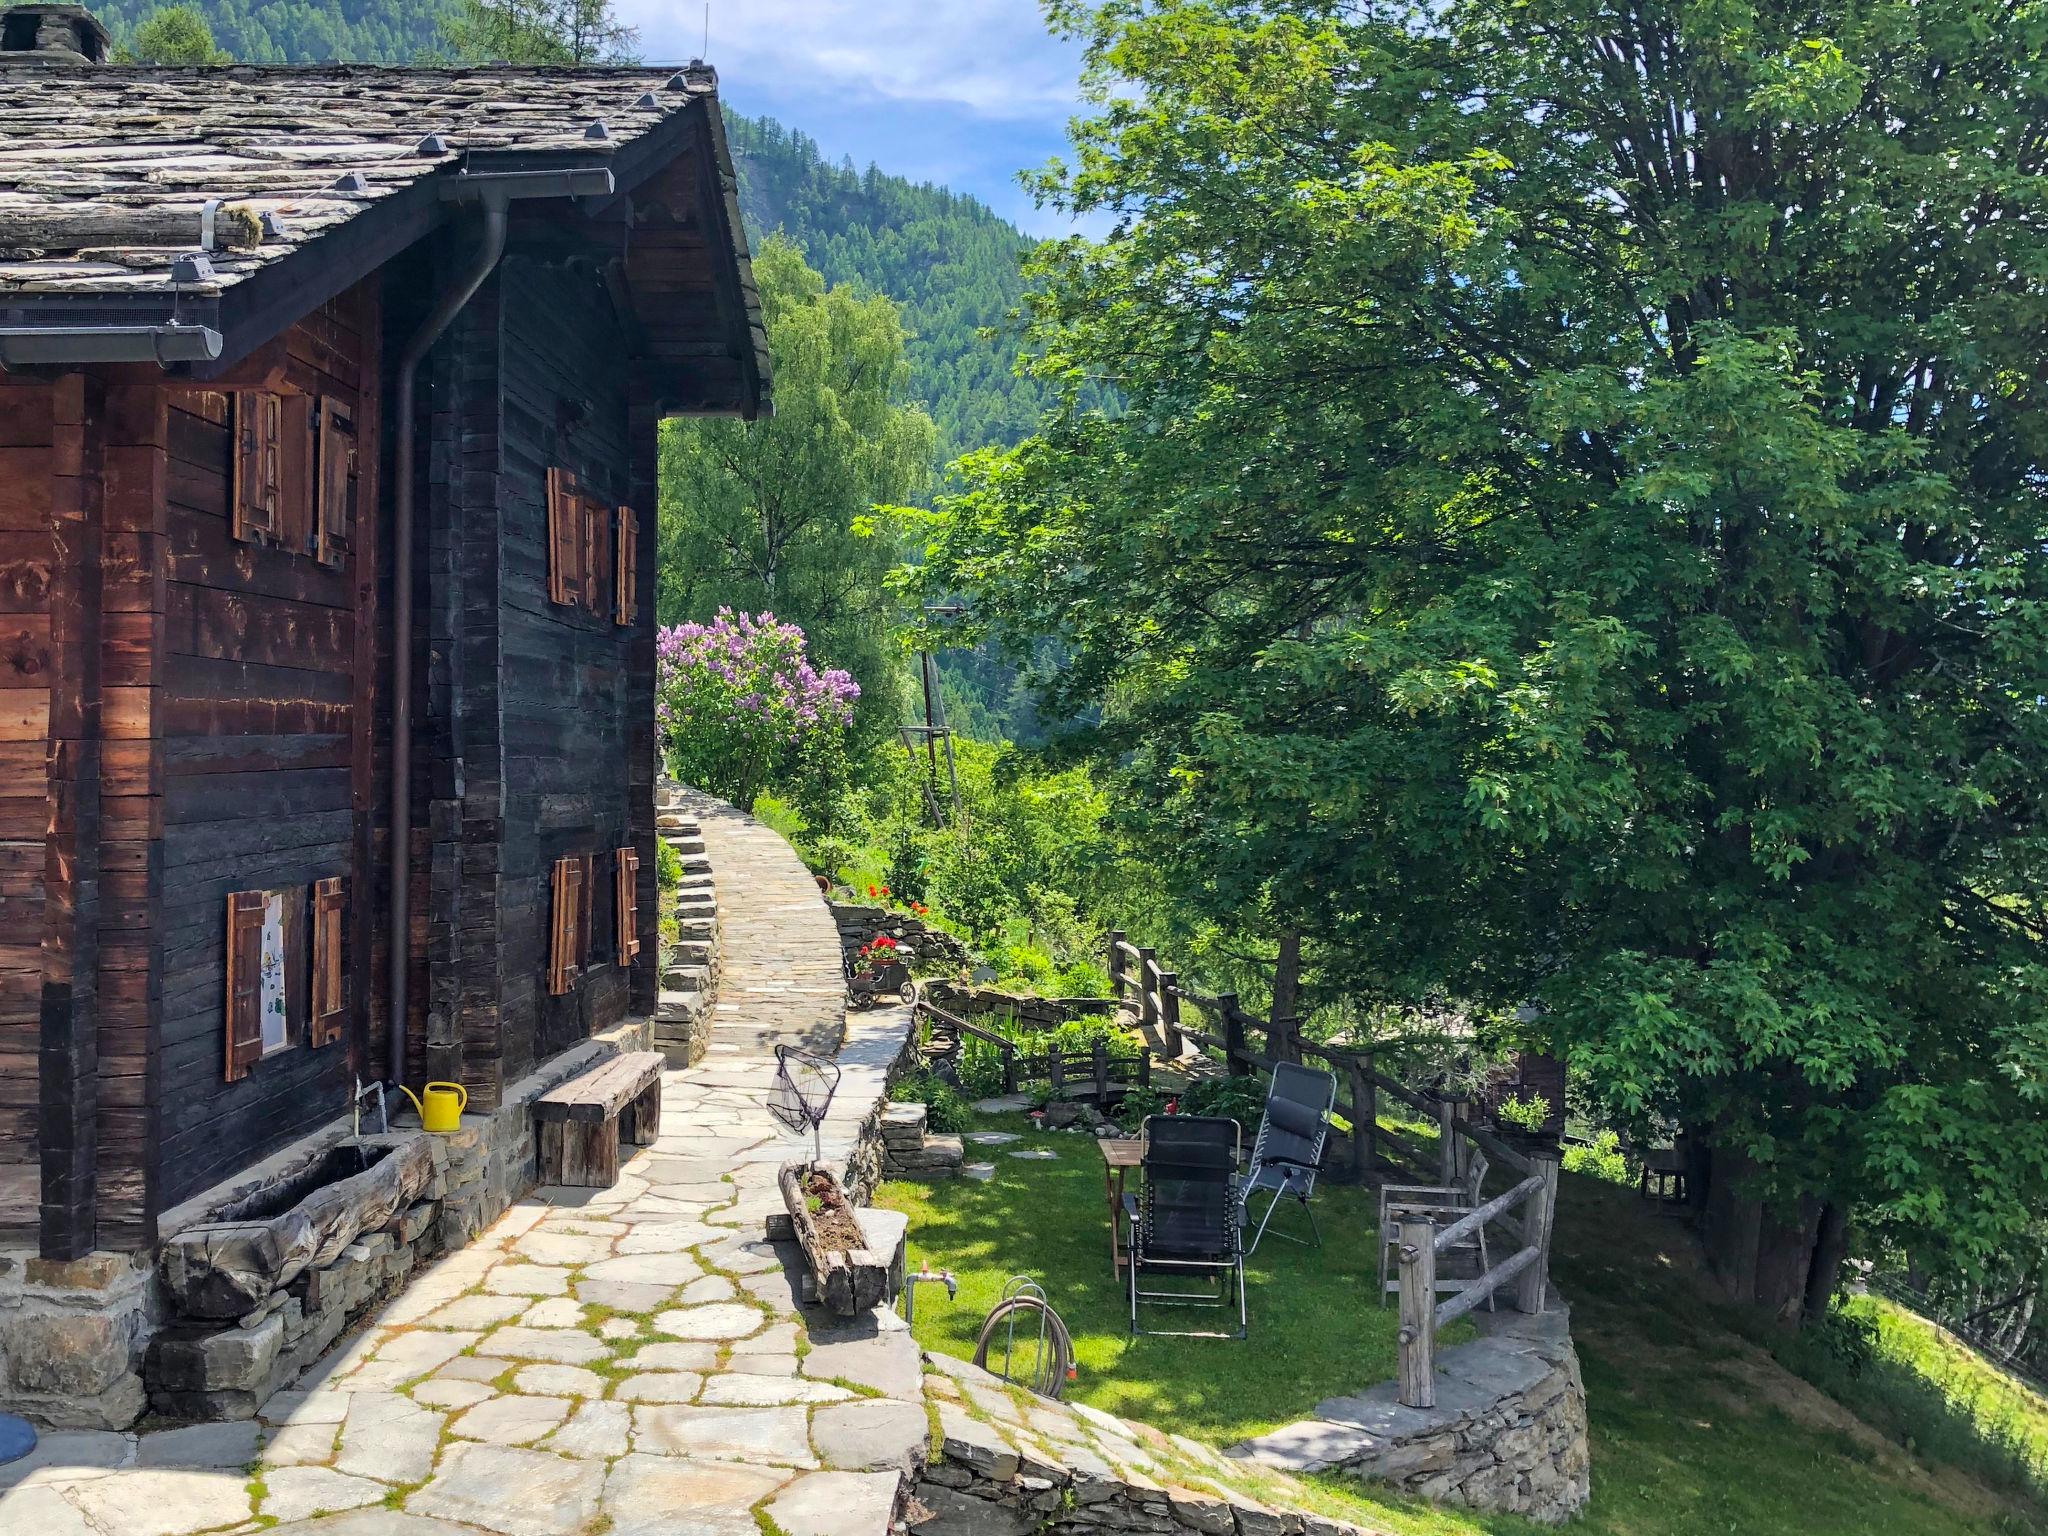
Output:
(97, 0), (442, 61)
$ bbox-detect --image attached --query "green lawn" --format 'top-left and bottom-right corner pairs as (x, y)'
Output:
(874, 1113), (1467, 1443)
(878, 1110), (2044, 1536)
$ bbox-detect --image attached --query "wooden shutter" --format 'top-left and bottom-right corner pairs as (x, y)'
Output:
(224, 890), (266, 1081)
(614, 507), (637, 626)
(547, 468), (582, 607)
(279, 394), (315, 554)
(316, 399), (357, 568)
(310, 877), (345, 1046)
(615, 848), (641, 960)
(231, 392), (283, 544)
(581, 494), (609, 618)
(548, 855), (583, 994)
(578, 851), (597, 964)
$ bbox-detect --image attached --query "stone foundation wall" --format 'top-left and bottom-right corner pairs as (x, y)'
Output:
(0, 1022), (649, 1431)
(919, 980), (1117, 1030)
(1230, 1306), (1590, 1524)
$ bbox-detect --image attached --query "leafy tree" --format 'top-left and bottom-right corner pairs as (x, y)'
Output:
(440, 0), (636, 64)
(918, 0), (2048, 1325)
(119, 3), (232, 62)
(97, 1), (450, 62)
(658, 237), (937, 753)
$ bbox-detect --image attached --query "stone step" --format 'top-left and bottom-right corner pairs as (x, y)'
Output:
(668, 939), (714, 967)
(681, 856), (713, 875)
(661, 963), (711, 991)
(676, 917), (717, 942)
(663, 837), (707, 857)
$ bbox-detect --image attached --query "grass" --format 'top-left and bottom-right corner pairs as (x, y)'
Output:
(874, 1113), (1468, 1444)
(878, 1108), (2045, 1536)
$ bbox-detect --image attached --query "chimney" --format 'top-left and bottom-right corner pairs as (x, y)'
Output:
(0, 4), (111, 65)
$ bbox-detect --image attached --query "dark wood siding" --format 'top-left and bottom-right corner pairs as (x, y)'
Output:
(154, 285), (381, 1213)
(420, 244), (645, 1109)
(0, 379), (55, 1242)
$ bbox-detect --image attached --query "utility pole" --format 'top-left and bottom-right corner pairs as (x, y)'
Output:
(901, 604), (966, 829)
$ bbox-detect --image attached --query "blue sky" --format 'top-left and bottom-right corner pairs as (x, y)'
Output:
(616, 0), (1091, 235)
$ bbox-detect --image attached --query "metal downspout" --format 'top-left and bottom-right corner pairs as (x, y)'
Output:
(388, 199), (509, 1094)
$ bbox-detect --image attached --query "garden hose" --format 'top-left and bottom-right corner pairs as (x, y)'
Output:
(973, 1291), (1076, 1399)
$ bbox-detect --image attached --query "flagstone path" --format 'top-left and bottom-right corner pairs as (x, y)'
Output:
(0, 794), (920, 1536)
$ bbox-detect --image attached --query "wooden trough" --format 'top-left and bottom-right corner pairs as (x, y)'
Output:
(777, 1160), (893, 1316)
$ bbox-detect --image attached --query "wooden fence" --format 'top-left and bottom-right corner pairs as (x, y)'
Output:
(912, 995), (1149, 1098)
(1108, 931), (1563, 1409)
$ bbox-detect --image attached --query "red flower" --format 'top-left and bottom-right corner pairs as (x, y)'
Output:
(881, 884), (891, 896)
(867, 884), (877, 898)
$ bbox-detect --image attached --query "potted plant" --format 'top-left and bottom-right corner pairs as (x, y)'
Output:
(1493, 1091), (1561, 1151)
(846, 933), (914, 1010)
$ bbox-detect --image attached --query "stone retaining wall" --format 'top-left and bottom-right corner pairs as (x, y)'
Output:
(655, 780), (721, 1066)
(919, 980), (1118, 1030)
(913, 1352), (1377, 1536)
(1230, 1306), (1589, 1524)
(829, 901), (971, 971)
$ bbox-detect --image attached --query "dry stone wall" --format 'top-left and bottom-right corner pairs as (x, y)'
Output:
(655, 780), (721, 1065)
(913, 1352), (1386, 1536)
(1231, 1306), (1589, 1524)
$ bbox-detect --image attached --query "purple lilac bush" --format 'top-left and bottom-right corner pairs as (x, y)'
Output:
(655, 610), (859, 810)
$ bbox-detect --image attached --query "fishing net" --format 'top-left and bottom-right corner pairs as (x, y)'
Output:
(769, 1044), (841, 1161)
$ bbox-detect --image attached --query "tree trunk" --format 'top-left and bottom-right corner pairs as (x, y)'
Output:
(1269, 928), (1301, 1062)
(1803, 1201), (1851, 1323)
(1699, 1133), (1830, 1329)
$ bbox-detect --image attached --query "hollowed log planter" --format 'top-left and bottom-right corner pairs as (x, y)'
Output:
(778, 1159), (891, 1316)
(158, 1133), (435, 1321)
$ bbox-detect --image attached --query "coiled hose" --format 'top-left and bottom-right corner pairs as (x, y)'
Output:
(972, 1283), (1075, 1399)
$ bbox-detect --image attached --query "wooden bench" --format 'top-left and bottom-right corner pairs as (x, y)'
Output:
(533, 1051), (664, 1188)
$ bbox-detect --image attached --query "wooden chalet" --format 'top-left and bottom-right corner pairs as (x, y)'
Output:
(0, 7), (769, 1278)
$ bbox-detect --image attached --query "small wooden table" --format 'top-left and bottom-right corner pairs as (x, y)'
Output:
(1099, 1138), (1144, 1276)
(1640, 1146), (1687, 1204)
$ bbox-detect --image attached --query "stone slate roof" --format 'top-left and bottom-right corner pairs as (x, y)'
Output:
(0, 64), (724, 298)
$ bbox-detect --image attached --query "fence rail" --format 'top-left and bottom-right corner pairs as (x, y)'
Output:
(1107, 931), (1563, 1410)
(913, 995), (1149, 1098)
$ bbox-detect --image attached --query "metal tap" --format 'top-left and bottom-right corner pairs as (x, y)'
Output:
(902, 1261), (956, 1328)
(352, 1077), (388, 1138)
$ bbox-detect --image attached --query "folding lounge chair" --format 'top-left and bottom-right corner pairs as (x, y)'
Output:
(1241, 1061), (1336, 1255)
(1124, 1115), (1248, 1339)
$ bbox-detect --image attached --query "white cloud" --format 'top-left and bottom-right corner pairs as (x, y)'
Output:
(617, 0), (1082, 118)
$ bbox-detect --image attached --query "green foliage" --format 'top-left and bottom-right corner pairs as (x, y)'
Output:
(1117, 1086), (1167, 1122)
(1496, 1094), (1550, 1135)
(1776, 1297), (2048, 1504)
(119, 3), (232, 62)
(654, 835), (682, 894)
(97, 0), (448, 62)
(658, 238), (936, 767)
(891, 1068), (971, 1135)
(1177, 1075), (1266, 1129)
(1562, 1130), (1635, 1188)
(918, 0), (2048, 1293)
(954, 1034), (1010, 1101)
(438, 0), (636, 63)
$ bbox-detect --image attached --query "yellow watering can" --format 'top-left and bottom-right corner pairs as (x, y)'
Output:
(396, 1081), (467, 1133)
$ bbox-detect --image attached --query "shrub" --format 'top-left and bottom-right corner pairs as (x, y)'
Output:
(656, 611), (858, 811)
(655, 836), (683, 894)
(1496, 1093), (1551, 1134)
(1118, 1086), (1168, 1123)
(1178, 1074), (1266, 1128)
(892, 1067), (971, 1134)
(1562, 1129), (1635, 1187)
(955, 1035), (1010, 1101)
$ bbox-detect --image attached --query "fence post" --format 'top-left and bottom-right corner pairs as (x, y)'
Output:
(1158, 971), (1182, 1058)
(1515, 1148), (1562, 1314)
(1220, 995), (1249, 1076)
(1138, 1049), (1151, 1088)
(1397, 1219), (1437, 1408)
(1001, 1042), (1018, 1095)
(1135, 949), (1158, 1030)
(1108, 931), (1127, 1000)
(1049, 1050), (1064, 1095)
(1436, 1095), (1458, 1187)
(1093, 1038), (1109, 1100)
(1347, 1057), (1372, 1182)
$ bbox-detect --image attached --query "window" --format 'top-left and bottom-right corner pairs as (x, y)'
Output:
(234, 390), (353, 563)
(546, 467), (614, 618)
(226, 881), (344, 1080)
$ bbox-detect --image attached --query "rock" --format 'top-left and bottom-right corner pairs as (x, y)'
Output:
(761, 1469), (903, 1536)
(147, 1312), (283, 1394)
(598, 1452), (786, 1536)
(68, 1468), (254, 1536)
(134, 1419), (262, 1470)
(260, 1466), (389, 1523)
(811, 1398), (931, 1473)
(938, 1404), (1019, 1481)
(630, 1404), (817, 1468)
(451, 1395), (574, 1445)
(544, 1399), (633, 1459)
(2, 1309), (131, 1395)
(409, 1442), (606, 1536)
(907, 1482), (1032, 1536)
